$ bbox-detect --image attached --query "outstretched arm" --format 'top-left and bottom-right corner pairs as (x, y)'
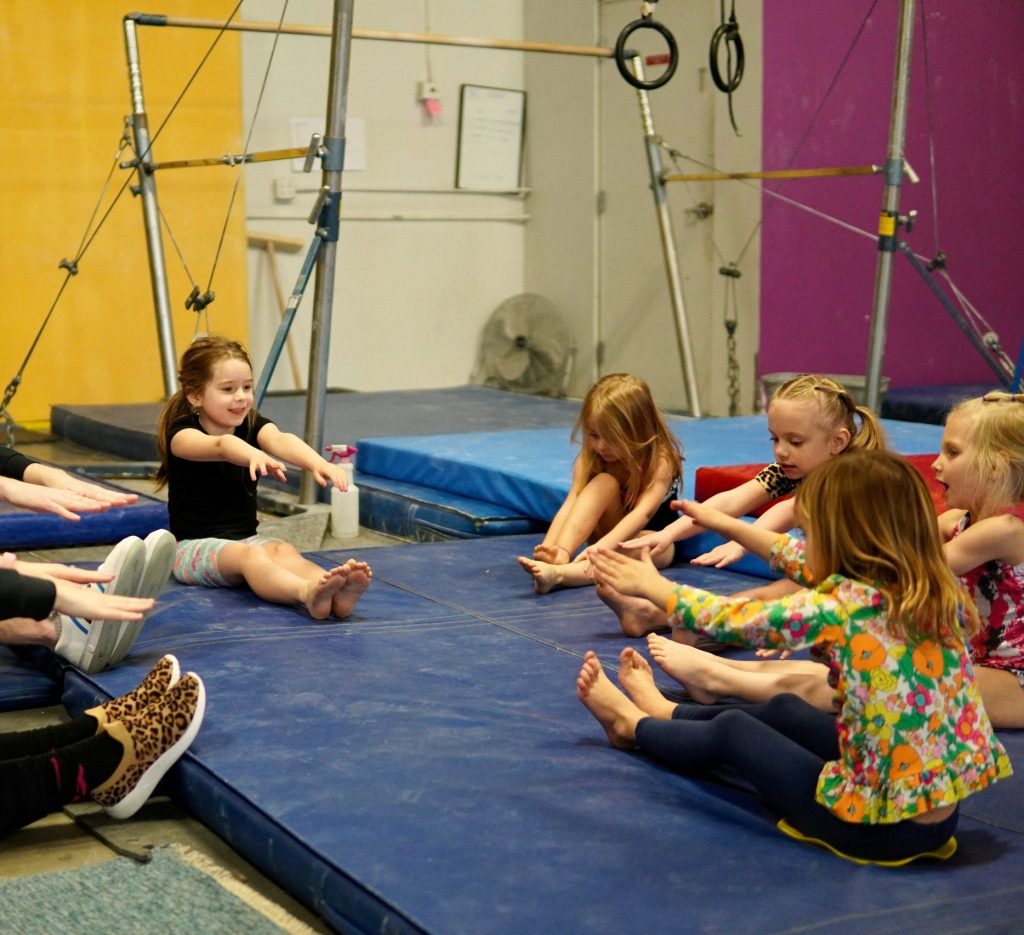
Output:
(255, 424), (349, 491)
(0, 475), (113, 521)
(620, 477), (771, 553)
(22, 462), (137, 508)
(676, 498), (788, 561)
(171, 427), (288, 483)
(689, 497), (796, 567)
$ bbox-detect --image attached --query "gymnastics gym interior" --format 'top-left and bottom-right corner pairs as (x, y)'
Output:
(1, 2), (1022, 933)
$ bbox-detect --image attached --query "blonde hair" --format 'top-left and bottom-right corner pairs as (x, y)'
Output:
(947, 391), (1024, 514)
(796, 450), (977, 645)
(155, 335), (256, 488)
(572, 373), (683, 507)
(770, 374), (887, 453)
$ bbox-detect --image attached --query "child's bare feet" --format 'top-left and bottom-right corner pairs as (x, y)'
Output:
(576, 651), (643, 749)
(533, 544), (569, 564)
(646, 634), (721, 704)
(596, 581), (670, 637)
(330, 559), (372, 619)
(617, 647), (677, 719)
(303, 566), (352, 620)
(517, 556), (561, 594)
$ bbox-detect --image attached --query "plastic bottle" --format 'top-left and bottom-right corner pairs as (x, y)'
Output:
(325, 444), (359, 539)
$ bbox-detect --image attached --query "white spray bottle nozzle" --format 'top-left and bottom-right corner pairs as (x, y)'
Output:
(325, 444), (358, 463)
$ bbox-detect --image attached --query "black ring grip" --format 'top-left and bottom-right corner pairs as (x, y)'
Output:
(709, 20), (744, 93)
(614, 18), (679, 90)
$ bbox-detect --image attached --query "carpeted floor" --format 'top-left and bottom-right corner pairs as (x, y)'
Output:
(0, 845), (319, 935)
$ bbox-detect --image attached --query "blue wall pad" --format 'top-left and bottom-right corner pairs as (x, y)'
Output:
(882, 383), (998, 424)
(60, 535), (1024, 934)
(0, 485), (168, 549)
(0, 647), (60, 711)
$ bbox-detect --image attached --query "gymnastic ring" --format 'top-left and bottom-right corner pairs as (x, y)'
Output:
(614, 17), (679, 91)
(709, 20), (745, 93)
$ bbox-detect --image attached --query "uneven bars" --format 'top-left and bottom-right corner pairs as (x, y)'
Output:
(127, 14), (614, 58)
(663, 166), (879, 182)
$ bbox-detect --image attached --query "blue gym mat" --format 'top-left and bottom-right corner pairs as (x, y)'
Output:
(59, 535), (1024, 935)
(0, 482), (169, 550)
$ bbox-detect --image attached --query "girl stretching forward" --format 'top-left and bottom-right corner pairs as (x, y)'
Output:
(606, 373), (886, 636)
(582, 450), (1011, 863)
(517, 373), (682, 593)
(157, 336), (371, 620)
(650, 391), (1024, 730)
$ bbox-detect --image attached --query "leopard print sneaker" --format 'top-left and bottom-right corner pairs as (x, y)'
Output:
(91, 671), (206, 819)
(86, 654), (181, 730)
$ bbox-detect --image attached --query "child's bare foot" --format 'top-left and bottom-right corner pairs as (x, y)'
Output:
(330, 559), (372, 619)
(303, 565), (352, 620)
(533, 544), (570, 564)
(576, 651), (643, 749)
(617, 647), (676, 719)
(596, 581), (670, 637)
(646, 634), (721, 704)
(517, 556), (561, 594)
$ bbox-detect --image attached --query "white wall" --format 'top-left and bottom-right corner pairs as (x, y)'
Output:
(242, 0), (527, 394)
(242, 0), (761, 414)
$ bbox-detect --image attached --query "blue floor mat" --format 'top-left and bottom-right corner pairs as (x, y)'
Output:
(58, 534), (1024, 935)
(0, 482), (168, 549)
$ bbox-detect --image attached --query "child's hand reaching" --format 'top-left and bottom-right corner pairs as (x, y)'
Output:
(9, 560), (114, 586)
(248, 453), (287, 483)
(52, 579), (153, 621)
(588, 546), (671, 605)
(618, 529), (672, 560)
(313, 462), (350, 492)
(690, 540), (747, 569)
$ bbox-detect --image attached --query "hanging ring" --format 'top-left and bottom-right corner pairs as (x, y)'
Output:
(709, 19), (745, 93)
(614, 17), (679, 90)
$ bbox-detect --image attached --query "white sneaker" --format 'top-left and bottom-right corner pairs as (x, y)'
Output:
(76, 537), (147, 674)
(108, 529), (177, 666)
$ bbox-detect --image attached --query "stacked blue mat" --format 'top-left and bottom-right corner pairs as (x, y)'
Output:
(58, 535), (1024, 935)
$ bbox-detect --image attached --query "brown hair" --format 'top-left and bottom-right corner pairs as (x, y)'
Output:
(571, 373), (683, 507)
(796, 449), (977, 645)
(770, 373), (887, 453)
(155, 335), (256, 488)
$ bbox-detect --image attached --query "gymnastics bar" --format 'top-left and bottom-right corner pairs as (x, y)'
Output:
(126, 14), (614, 59)
(663, 165), (879, 182)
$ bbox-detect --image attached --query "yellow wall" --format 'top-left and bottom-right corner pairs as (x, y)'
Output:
(0, 1), (248, 426)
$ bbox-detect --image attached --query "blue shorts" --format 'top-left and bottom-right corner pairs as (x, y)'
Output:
(173, 535), (280, 588)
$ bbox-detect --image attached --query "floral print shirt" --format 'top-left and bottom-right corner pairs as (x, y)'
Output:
(665, 536), (1012, 825)
(955, 504), (1024, 675)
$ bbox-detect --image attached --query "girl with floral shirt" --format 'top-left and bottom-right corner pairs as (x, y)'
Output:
(581, 450), (1011, 863)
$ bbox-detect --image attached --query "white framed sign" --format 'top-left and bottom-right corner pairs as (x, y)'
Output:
(455, 85), (526, 190)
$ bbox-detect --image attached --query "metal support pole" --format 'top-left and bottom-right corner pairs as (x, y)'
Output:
(632, 56), (702, 417)
(864, 0), (916, 412)
(123, 16), (178, 397)
(299, 0), (354, 505)
(255, 234), (324, 406)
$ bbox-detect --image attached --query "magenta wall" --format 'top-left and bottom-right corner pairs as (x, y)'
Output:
(760, 0), (1024, 387)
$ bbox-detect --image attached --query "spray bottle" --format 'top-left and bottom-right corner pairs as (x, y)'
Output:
(325, 444), (359, 539)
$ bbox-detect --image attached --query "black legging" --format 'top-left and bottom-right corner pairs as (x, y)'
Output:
(0, 716), (121, 838)
(637, 694), (958, 862)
